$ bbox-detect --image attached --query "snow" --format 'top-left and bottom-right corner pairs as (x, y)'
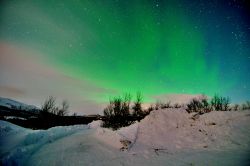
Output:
(128, 109), (250, 153)
(4, 116), (27, 120)
(88, 120), (102, 129)
(1, 109), (250, 165)
(0, 122), (88, 165)
(117, 122), (139, 150)
(0, 97), (38, 111)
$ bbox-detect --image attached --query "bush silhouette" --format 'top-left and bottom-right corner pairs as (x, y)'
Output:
(57, 100), (69, 116)
(233, 104), (239, 111)
(186, 94), (231, 113)
(102, 92), (149, 130)
(247, 101), (250, 108)
(147, 104), (154, 113)
(132, 92), (144, 117)
(211, 95), (230, 111)
(173, 103), (181, 108)
(186, 98), (211, 113)
(121, 93), (131, 116)
(241, 101), (250, 110)
(41, 96), (57, 113)
(102, 94), (134, 130)
(154, 100), (161, 110)
(41, 96), (69, 116)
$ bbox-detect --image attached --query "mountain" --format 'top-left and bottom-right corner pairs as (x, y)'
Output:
(0, 97), (40, 122)
(0, 97), (101, 129)
(0, 97), (39, 112)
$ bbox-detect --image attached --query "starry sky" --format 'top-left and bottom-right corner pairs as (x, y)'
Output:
(0, 0), (250, 114)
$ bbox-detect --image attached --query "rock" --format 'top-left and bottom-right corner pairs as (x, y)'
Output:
(120, 140), (132, 151)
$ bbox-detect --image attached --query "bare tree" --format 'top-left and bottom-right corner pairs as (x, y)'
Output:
(41, 96), (57, 113)
(57, 100), (69, 116)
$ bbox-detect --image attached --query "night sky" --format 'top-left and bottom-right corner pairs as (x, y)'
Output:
(0, 0), (250, 114)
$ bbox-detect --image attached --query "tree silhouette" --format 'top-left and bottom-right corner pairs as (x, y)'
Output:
(132, 92), (144, 117)
(57, 100), (69, 116)
(41, 96), (57, 113)
(103, 94), (133, 130)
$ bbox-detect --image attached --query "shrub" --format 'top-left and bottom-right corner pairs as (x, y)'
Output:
(132, 92), (144, 117)
(186, 95), (231, 113)
(242, 103), (247, 110)
(247, 101), (250, 108)
(211, 95), (230, 111)
(165, 101), (172, 108)
(186, 97), (211, 114)
(147, 104), (154, 112)
(41, 96), (57, 113)
(57, 100), (69, 116)
(241, 101), (250, 110)
(232, 104), (239, 111)
(121, 93), (131, 116)
(41, 96), (69, 116)
(159, 101), (171, 109)
(155, 100), (161, 110)
(102, 94), (134, 130)
(102, 92), (149, 130)
(173, 103), (181, 108)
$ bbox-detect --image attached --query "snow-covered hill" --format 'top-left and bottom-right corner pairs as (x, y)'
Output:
(1, 109), (250, 165)
(0, 97), (39, 112)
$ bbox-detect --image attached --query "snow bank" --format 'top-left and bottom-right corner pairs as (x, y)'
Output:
(93, 128), (122, 149)
(0, 120), (26, 136)
(88, 120), (102, 129)
(117, 122), (139, 149)
(0, 121), (88, 165)
(123, 109), (250, 153)
(1, 109), (250, 166)
(90, 121), (139, 150)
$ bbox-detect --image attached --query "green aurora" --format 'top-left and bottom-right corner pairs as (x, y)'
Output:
(1, 0), (250, 104)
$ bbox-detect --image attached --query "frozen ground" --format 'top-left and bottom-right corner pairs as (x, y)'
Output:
(1, 109), (250, 166)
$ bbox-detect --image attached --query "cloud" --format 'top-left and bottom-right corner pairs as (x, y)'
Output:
(151, 93), (204, 104)
(0, 43), (207, 114)
(0, 85), (26, 96)
(0, 42), (113, 114)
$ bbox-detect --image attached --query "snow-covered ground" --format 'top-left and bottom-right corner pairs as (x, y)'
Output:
(1, 109), (250, 166)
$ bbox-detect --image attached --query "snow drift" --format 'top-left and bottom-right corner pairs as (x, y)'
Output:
(1, 109), (250, 166)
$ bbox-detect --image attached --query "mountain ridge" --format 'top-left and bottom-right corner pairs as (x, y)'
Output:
(0, 97), (39, 112)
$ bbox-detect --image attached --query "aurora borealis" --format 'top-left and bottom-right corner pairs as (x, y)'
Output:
(0, 0), (250, 114)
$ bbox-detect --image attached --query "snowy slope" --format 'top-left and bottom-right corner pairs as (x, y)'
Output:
(127, 108), (250, 152)
(0, 97), (39, 112)
(1, 109), (250, 166)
